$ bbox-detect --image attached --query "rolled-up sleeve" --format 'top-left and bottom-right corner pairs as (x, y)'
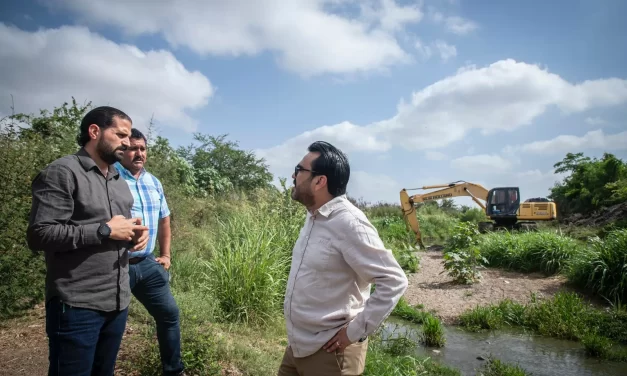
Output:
(27, 164), (101, 252)
(340, 218), (409, 343)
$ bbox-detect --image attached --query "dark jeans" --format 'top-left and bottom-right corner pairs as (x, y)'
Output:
(46, 297), (128, 376)
(130, 254), (183, 376)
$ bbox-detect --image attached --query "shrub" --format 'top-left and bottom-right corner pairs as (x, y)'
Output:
(442, 222), (488, 284)
(566, 229), (627, 304)
(478, 230), (583, 275)
(421, 313), (446, 347)
(200, 205), (299, 325)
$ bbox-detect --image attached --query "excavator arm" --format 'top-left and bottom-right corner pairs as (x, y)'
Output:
(400, 181), (490, 249)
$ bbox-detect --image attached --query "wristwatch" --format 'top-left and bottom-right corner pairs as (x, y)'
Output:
(358, 335), (367, 343)
(97, 223), (111, 239)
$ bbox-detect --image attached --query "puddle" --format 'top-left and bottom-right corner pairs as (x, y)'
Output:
(382, 318), (627, 376)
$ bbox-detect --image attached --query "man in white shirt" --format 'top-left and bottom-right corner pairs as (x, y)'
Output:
(279, 141), (409, 375)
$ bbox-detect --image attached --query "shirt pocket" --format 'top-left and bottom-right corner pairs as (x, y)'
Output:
(302, 237), (333, 272)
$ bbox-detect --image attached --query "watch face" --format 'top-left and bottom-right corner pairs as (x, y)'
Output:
(99, 224), (111, 237)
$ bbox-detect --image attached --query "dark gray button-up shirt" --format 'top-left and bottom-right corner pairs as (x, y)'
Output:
(27, 148), (134, 312)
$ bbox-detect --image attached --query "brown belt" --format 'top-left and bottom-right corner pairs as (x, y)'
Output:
(128, 256), (146, 265)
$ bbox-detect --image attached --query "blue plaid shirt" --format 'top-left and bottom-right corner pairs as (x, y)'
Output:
(114, 162), (171, 259)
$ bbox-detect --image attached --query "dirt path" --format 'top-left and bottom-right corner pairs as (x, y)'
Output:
(403, 247), (574, 324)
(0, 305), (145, 376)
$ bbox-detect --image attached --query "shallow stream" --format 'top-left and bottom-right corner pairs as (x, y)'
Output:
(382, 318), (626, 376)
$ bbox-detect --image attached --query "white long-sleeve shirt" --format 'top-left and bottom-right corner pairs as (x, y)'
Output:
(283, 194), (409, 358)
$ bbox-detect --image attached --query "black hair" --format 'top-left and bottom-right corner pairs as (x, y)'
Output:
(308, 141), (350, 197)
(130, 128), (147, 144)
(77, 106), (132, 146)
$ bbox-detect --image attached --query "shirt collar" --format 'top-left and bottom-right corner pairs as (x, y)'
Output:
(313, 194), (347, 218)
(114, 161), (144, 181)
(75, 148), (120, 179)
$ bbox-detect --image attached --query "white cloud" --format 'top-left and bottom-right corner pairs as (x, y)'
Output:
(0, 23), (214, 132)
(427, 8), (478, 35)
(346, 170), (400, 204)
(50, 0), (422, 77)
(451, 154), (514, 172)
(433, 40), (457, 61)
(360, 0), (423, 32)
(259, 59), (627, 180)
(425, 151), (448, 160)
(415, 39), (456, 62)
(585, 116), (607, 126)
(504, 130), (627, 155)
(415, 38), (433, 60)
(254, 120), (392, 179)
(445, 16), (478, 35)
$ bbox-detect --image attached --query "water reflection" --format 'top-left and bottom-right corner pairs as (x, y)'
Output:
(382, 318), (626, 376)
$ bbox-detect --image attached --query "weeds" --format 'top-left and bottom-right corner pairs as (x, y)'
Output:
(200, 208), (297, 325)
(566, 229), (627, 304)
(442, 222), (488, 284)
(479, 357), (531, 376)
(477, 231), (582, 275)
(458, 292), (627, 362)
(421, 313), (446, 347)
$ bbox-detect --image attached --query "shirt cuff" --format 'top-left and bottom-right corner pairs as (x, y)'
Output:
(346, 320), (364, 344)
(83, 223), (103, 246)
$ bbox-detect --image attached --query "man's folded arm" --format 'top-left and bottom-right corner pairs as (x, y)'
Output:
(27, 165), (102, 252)
(339, 218), (409, 343)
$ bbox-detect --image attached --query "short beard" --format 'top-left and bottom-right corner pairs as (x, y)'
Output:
(291, 181), (315, 207)
(97, 138), (123, 165)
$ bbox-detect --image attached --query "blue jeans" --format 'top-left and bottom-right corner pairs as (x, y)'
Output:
(46, 297), (128, 376)
(129, 254), (184, 376)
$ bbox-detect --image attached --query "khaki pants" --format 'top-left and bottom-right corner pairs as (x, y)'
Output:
(277, 339), (368, 376)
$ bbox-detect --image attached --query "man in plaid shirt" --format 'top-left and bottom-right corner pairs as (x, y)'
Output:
(115, 128), (185, 376)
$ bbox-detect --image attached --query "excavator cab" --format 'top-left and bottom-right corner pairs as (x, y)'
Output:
(486, 187), (520, 220)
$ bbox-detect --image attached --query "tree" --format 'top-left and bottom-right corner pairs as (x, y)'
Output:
(181, 133), (273, 192)
(549, 152), (627, 217)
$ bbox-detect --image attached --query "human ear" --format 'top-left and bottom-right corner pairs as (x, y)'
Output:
(88, 124), (100, 141)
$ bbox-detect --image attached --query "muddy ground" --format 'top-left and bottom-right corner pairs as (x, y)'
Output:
(403, 247), (575, 324)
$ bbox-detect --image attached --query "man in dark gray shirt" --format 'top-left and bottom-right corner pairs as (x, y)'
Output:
(27, 106), (149, 376)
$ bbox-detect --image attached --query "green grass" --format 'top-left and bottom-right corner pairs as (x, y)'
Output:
(458, 292), (627, 362)
(478, 358), (531, 376)
(565, 229), (627, 304)
(477, 230), (583, 275)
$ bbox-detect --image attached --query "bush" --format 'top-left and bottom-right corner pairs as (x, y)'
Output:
(200, 202), (301, 325)
(566, 229), (627, 304)
(477, 231), (583, 275)
(442, 222), (488, 284)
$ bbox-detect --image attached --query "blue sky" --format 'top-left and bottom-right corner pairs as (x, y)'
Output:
(1, 0), (626, 207)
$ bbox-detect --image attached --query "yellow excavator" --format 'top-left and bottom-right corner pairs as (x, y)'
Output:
(400, 181), (557, 249)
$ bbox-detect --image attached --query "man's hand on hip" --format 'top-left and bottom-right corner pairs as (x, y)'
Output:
(323, 326), (352, 353)
(156, 256), (171, 270)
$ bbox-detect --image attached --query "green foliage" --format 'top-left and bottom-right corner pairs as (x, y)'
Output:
(421, 313), (446, 347)
(199, 202), (301, 325)
(0, 99), (90, 318)
(459, 207), (489, 223)
(364, 330), (460, 376)
(392, 297), (429, 324)
(458, 292), (627, 362)
(566, 229), (627, 304)
(442, 222), (488, 284)
(477, 231), (584, 275)
(180, 133), (273, 192)
(549, 152), (627, 217)
(479, 358), (530, 376)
